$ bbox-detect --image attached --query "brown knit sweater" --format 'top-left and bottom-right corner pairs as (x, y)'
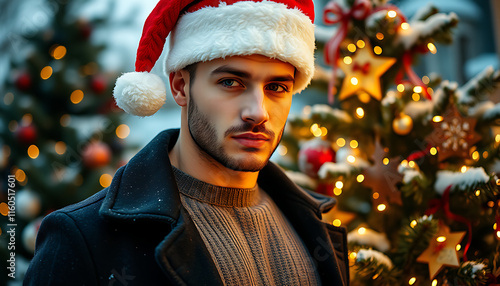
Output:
(173, 167), (320, 285)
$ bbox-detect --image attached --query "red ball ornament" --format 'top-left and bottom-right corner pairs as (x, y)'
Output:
(16, 125), (37, 145)
(298, 139), (336, 178)
(15, 72), (32, 91)
(91, 76), (107, 94)
(82, 141), (112, 169)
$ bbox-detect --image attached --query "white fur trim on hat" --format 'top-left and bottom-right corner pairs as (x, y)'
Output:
(113, 72), (166, 117)
(165, 1), (315, 94)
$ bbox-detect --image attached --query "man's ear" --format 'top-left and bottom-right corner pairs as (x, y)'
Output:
(169, 70), (189, 107)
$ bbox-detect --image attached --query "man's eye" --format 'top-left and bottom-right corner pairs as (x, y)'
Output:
(220, 79), (242, 88)
(266, 83), (288, 93)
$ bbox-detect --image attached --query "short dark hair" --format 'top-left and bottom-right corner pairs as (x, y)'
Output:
(183, 63), (198, 88)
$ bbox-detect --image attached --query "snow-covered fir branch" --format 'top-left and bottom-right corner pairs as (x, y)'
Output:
(308, 104), (352, 123)
(356, 249), (394, 270)
(284, 170), (317, 191)
(348, 228), (391, 252)
(456, 66), (499, 105)
(434, 167), (490, 194)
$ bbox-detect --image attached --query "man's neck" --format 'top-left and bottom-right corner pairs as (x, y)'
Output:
(168, 128), (259, 189)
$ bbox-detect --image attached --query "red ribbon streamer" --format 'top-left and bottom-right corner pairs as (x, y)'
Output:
(400, 52), (432, 100)
(323, 0), (371, 103)
(425, 186), (472, 261)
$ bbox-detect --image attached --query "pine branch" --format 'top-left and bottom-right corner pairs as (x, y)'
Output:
(353, 248), (402, 286)
(457, 67), (500, 106)
(445, 261), (490, 286)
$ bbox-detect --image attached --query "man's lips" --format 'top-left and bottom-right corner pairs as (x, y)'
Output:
(232, 133), (270, 148)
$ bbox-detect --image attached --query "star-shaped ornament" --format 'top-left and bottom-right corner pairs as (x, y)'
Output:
(426, 104), (481, 162)
(361, 139), (403, 205)
(416, 224), (466, 279)
(337, 41), (396, 101)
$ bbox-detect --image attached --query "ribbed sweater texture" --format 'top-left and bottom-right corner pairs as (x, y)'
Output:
(173, 167), (320, 286)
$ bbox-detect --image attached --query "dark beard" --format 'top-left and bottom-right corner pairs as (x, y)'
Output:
(187, 92), (283, 172)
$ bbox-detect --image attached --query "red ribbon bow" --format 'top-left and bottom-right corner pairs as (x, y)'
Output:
(425, 185), (472, 261)
(323, 0), (372, 103)
(352, 62), (371, 74)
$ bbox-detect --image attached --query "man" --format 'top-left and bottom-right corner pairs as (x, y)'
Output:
(24, 0), (349, 285)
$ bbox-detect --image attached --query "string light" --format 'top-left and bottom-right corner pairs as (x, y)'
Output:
(387, 10), (397, 18)
(432, 279), (438, 286)
(356, 40), (365, 49)
(335, 181), (344, 189)
(4, 92), (14, 105)
(355, 106), (365, 119)
(99, 173), (113, 188)
(409, 277), (417, 285)
(400, 22), (410, 30)
(358, 227), (366, 235)
(70, 90), (84, 104)
(432, 116), (444, 123)
(422, 76), (430, 84)
(408, 161), (416, 168)
(356, 174), (364, 183)
(436, 236), (447, 243)
(350, 140), (359, 148)
(15, 168), (26, 183)
(475, 190), (481, 197)
(336, 138), (346, 147)
(332, 219), (342, 227)
(52, 45), (67, 60)
(373, 46), (382, 55)
(376, 33), (384, 40)
(60, 114), (71, 127)
(347, 155), (356, 163)
(483, 151), (489, 159)
(350, 76), (359, 86)
(460, 165), (468, 173)
(277, 145), (288, 156)
(320, 127), (328, 136)
(427, 43), (437, 54)
(21, 114), (33, 125)
(383, 158), (389, 165)
(456, 244), (461, 251)
(495, 134), (500, 143)
(373, 192), (380, 200)
(413, 86), (423, 93)
(27, 145), (39, 159)
(347, 43), (357, 53)
(430, 147), (437, 156)
(377, 204), (387, 211)
(412, 93), (420, 101)
(397, 84), (405, 92)
(334, 188), (342, 196)
(8, 120), (18, 132)
(410, 220), (418, 228)
(55, 141), (67, 155)
(358, 92), (371, 103)
(40, 66), (53, 80)
(343, 56), (353, 64)
(116, 124), (131, 139)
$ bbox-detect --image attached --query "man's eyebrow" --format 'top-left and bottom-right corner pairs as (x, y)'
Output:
(211, 65), (251, 78)
(211, 65), (295, 82)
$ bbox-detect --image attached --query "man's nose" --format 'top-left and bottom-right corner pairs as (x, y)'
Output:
(241, 88), (269, 125)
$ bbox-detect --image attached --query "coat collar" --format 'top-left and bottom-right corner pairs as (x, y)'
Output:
(99, 129), (345, 285)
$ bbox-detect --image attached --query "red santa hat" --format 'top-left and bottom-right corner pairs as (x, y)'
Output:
(114, 0), (316, 116)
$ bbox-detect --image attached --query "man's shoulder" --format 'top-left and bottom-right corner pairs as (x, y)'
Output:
(50, 189), (107, 220)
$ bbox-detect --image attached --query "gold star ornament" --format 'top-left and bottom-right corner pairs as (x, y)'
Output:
(416, 225), (466, 279)
(337, 41), (396, 101)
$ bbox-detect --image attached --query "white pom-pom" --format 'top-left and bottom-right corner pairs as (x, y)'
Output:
(113, 72), (167, 116)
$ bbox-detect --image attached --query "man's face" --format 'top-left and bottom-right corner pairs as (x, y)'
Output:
(186, 55), (295, 172)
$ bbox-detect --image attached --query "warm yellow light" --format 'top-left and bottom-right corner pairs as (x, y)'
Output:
(55, 141), (67, 155)
(412, 93), (420, 101)
(497, 231), (500, 239)
(28, 145), (39, 159)
(400, 22), (410, 30)
(347, 43), (357, 53)
(483, 151), (489, 159)
(347, 155), (356, 163)
(432, 279), (438, 286)
(60, 114), (71, 127)
(400, 160), (408, 167)
(460, 165), (468, 173)
(41, 66), (53, 80)
(475, 190), (481, 197)
(356, 40), (365, 49)
(387, 10), (397, 18)
(436, 236), (447, 243)
(430, 147), (437, 155)
(277, 145), (288, 156)
(410, 220), (417, 228)
(15, 169), (26, 182)
(358, 227), (366, 235)
(350, 77), (359, 85)
(456, 244), (461, 251)
(373, 192), (380, 200)
(409, 277), (417, 285)
(52, 45), (67, 60)
(358, 92), (371, 103)
(373, 46), (382, 55)
(397, 84), (405, 92)
(372, 273), (379, 280)
(321, 127), (328, 137)
(408, 161), (415, 168)
(335, 181), (344, 189)
(383, 158), (389, 165)
(99, 173), (113, 188)
(357, 174), (364, 183)
(350, 140), (359, 148)
(332, 219), (342, 227)
(494, 223), (498, 230)
(489, 201), (495, 208)
(116, 124), (131, 139)
(336, 138), (346, 147)
(377, 204), (387, 211)
(413, 86), (423, 93)
(427, 43), (437, 54)
(334, 188), (343, 196)
(432, 116), (444, 123)
(343, 56), (353, 65)
(376, 32), (384, 40)
(349, 252), (357, 260)
(496, 134), (500, 143)
(70, 90), (84, 104)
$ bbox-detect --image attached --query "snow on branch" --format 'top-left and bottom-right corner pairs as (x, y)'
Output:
(456, 66), (500, 105)
(434, 167), (490, 195)
(356, 249), (394, 270)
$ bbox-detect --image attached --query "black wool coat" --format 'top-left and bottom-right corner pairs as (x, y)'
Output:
(24, 129), (349, 285)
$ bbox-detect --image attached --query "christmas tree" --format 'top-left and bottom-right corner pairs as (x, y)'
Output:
(0, 0), (129, 282)
(277, 0), (500, 284)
